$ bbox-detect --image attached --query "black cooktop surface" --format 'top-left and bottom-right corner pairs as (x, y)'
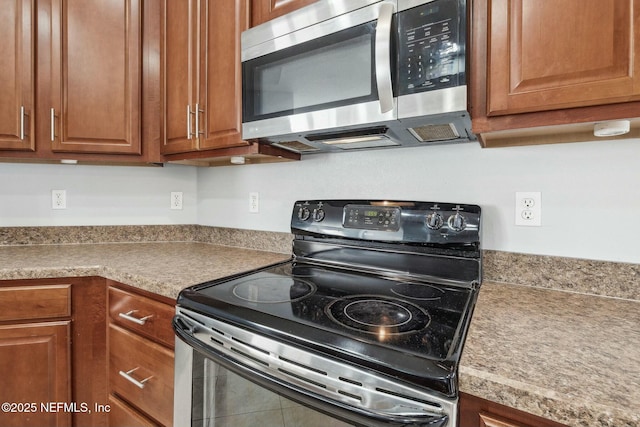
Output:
(182, 260), (475, 362)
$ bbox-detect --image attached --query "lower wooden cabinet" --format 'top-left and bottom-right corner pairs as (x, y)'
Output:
(459, 392), (568, 427)
(108, 395), (158, 427)
(107, 283), (175, 427)
(0, 278), (176, 427)
(0, 277), (108, 427)
(0, 321), (71, 427)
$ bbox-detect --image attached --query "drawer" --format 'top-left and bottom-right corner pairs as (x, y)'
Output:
(0, 284), (71, 322)
(108, 394), (159, 427)
(109, 287), (175, 348)
(109, 324), (174, 427)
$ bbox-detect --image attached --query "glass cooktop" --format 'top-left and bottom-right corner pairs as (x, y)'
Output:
(183, 261), (475, 362)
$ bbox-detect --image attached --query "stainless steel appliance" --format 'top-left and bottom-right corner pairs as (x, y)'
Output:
(241, 0), (475, 154)
(173, 199), (482, 426)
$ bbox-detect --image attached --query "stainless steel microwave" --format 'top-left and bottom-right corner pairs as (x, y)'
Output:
(241, 0), (476, 154)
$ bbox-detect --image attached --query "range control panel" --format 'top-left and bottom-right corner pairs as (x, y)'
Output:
(291, 200), (481, 245)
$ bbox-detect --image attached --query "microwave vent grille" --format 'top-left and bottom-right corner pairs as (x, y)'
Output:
(409, 124), (459, 142)
(272, 141), (319, 153)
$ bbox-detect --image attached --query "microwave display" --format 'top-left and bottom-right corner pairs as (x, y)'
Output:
(396, 0), (466, 96)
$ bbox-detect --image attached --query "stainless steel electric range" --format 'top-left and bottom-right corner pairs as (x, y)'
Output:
(173, 200), (481, 427)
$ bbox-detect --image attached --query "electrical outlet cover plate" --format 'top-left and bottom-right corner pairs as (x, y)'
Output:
(52, 190), (66, 210)
(515, 192), (541, 226)
(249, 192), (259, 213)
(171, 192), (183, 210)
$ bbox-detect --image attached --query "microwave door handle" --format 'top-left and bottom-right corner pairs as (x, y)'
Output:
(375, 2), (394, 114)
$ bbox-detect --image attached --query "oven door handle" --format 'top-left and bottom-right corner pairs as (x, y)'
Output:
(173, 315), (197, 335)
(375, 2), (394, 114)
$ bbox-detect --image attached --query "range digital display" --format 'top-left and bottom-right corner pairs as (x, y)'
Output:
(344, 205), (401, 231)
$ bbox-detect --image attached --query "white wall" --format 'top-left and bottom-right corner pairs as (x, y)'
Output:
(197, 138), (640, 264)
(0, 163), (197, 226)
(2, 138), (638, 263)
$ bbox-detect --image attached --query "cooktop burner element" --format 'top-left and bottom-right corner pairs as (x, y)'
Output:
(175, 199), (482, 427)
(327, 294), (430, 335)
(232, 277), (315, 303)
(391, 282), (446, 300)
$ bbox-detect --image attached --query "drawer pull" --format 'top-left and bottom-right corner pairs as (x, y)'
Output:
(119, 367), (152, 389)
(119, 310), (153, 326)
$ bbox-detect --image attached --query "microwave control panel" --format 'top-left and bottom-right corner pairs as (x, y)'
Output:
(396, 0), (466, 96)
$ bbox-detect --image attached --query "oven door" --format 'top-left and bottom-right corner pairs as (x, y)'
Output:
(173, 310), (453, 427)
(174, 338), (356, 427)
(241, 1), (396, 140)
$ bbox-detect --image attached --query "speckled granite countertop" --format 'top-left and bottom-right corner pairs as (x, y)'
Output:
(0, 240), (638, 427)
(459, 282), (639, 427)
(0, 242), (290, 299)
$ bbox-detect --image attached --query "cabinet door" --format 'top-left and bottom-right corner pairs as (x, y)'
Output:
(108, 395), (158, 427)
(198, 0), (250, 150)
(0, 321), (71, 427)
(251, 0), (319, 26)
(487, 0), (640, 116)
(49, 0), (142, 154)
(459, 392), (567, 427)
(161, 0), (199, 155)
(109, 324), (174, 427)
(0, 0), (35, 151)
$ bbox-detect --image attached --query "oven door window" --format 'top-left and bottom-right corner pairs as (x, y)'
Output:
(242, 22), (377, 123)
(190, 351), (354, 427)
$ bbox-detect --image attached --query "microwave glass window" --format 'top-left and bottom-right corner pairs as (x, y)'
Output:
(243, 23), (378, 122)
(256, 35), (372, 116)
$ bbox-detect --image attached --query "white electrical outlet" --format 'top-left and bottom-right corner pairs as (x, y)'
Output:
(52, 190), (66, 210)
(249, 192), (259, 213)
(171, 192), (183, 210)
(515, 192), (541, 226)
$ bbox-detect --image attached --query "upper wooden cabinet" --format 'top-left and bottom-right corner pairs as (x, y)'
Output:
(0, 0), (162, 163)
(48, 0), (142, 155)
(0, 0), (35, 151)
(471, 0), (640, 142)
(251, 0), (319, 27)
(487, 0), (639, 116)
(161, 0), (249, 155)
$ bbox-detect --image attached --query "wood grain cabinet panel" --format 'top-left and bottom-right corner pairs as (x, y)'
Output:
(109, 324), (174, 427)
(48, 0), (142, 154)
(459, 392), (568, 427)
(0, 278), (108, 427)
(108, 283), (175, 427)
(108, 395), (158, 427)
(470, 0), (640, 143)
(0, 0), (35, 151)
(486, 0), (640, 117)
(0, 284), (70, 322)
(162, 0), (249, 155)
(161, 0), (198, 154)
(250, 0), (319, 26)
(0, 321), (71, 427)
(108, 286), (175, 349)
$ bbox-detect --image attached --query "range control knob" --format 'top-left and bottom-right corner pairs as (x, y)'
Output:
(312, 208), (325, 222)
(426, 212), (444, 230)
(448, 212), (466, 232)
(298, 207), (311, 221)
